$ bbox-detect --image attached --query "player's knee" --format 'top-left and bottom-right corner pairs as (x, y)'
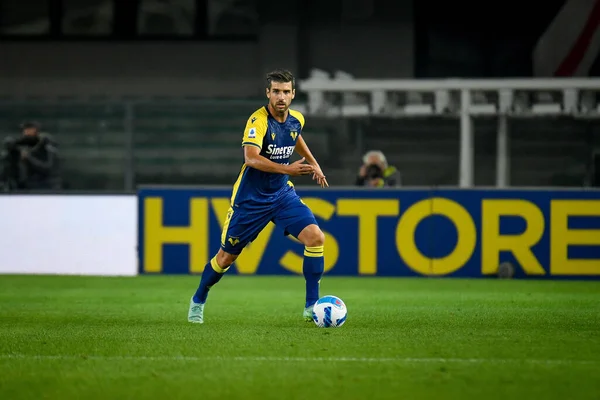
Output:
(300, 224), (325, 247)
(216, 249), (237, 268)
(313, 229), (325, 247)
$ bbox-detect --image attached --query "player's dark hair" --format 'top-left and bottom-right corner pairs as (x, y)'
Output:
(266, 69), (295, 90)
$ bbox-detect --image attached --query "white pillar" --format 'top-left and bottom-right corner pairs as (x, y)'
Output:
(496, 115), (510, 187)
(459, 89), (474, 187)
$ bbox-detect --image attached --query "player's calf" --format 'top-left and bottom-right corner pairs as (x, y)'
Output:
(298, 224), (325, 319)
(188, 249), (237, 323)
(192, 249), (236, 304)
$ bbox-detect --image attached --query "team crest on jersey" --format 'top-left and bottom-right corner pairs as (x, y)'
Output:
(248, 127), (256, 138)
(290, 131), (298, 140)
(228, 237), (240, 246)
(271, 132), (276, 140)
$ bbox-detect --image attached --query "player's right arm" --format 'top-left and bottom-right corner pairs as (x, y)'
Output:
(241, 111), (313, 176)
(244, 146), (313, 176)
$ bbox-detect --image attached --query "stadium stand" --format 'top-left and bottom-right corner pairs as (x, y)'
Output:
(1, 72), (598, 191)
(300, 70), (600, 187)
(0, 97), (333, 190)
(354, 117), (596, 187)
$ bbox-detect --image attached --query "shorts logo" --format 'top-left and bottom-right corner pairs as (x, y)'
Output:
(228, 237), (240, 246)
(248, 127), (256, 139)
(290, 131), (298, 140)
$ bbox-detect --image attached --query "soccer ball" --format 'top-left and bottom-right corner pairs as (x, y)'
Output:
(312, 295), (347, 328)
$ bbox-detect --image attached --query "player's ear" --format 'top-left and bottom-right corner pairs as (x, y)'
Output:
(292, 89), (296, 99)
(265, 87), (270, 98)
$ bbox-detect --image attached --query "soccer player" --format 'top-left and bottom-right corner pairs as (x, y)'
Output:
(188, 69), (329, 324)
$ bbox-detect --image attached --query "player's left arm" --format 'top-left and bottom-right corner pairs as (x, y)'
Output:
(295, 135), (329, 188)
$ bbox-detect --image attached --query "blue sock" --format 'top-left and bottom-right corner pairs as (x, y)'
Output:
(303, 246), (324, 308)
(192, 256), (229, 304)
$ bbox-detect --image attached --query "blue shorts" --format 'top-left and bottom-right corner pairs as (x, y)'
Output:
(220, 192), (317, 255)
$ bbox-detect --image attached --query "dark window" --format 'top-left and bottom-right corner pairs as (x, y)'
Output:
(0, 0), (50, 35)
(62, 0), (113, 36)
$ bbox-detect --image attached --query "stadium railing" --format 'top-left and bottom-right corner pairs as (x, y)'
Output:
(298, 70), (600, 188)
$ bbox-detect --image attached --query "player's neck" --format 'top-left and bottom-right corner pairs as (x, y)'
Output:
(267, 103), (288, 123)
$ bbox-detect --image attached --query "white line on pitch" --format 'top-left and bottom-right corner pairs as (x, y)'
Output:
(0, 354), (596, 365)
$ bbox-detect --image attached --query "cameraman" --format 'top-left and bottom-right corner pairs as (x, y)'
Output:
(355, 150), (400, 188)
(1, 121), (61, 191)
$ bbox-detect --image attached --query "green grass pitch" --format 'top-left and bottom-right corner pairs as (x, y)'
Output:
(0, 275), (599, 400)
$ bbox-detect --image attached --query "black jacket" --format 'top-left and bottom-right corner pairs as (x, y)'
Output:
(1, 134), (61, 191)
(355, 165), (400, 187)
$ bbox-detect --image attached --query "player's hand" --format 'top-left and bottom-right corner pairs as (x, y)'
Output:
(368, 178), (383, 187)
(286, 157), (314, 176)
(312, 165), (329, 188)
(359, 165), (367, 177)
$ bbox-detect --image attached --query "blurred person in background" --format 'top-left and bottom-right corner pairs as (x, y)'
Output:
(355, 150), (400, 187)
(0, 121), (61, 191)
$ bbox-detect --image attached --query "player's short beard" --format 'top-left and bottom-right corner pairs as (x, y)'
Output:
(273, 100), (287, 115)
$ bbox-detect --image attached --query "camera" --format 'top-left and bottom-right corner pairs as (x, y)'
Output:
(365, 163), (383, 180)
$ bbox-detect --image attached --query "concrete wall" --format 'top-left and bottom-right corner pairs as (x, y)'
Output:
(0, 41), (261, 97)
(0, 1), (415, 98)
